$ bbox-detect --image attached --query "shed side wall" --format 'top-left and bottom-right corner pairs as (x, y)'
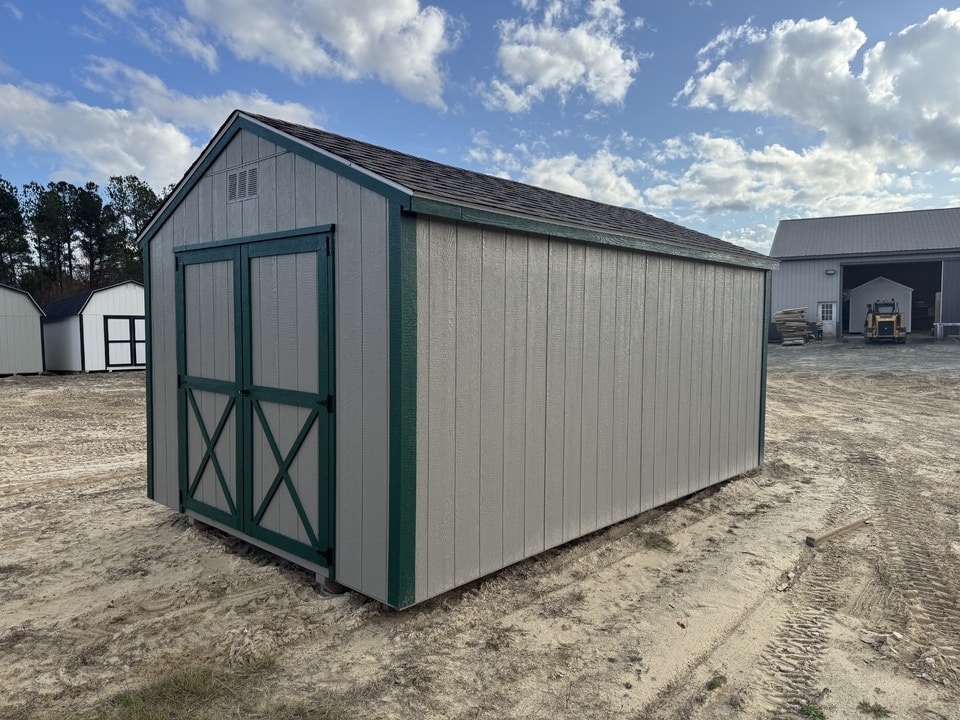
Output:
(848, 278), (914, 334)
(148, 129), (391, 603)
(43, 317), (81, 372)
(0, 288), (43, 374)
(414, 217), (765, 602)
(82, 283), (146, 370)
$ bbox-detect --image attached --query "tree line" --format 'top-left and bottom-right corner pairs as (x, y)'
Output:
(0, 175), (166, 307)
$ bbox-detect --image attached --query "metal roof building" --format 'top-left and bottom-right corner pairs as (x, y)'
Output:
(139, 110), (776, 608)
(0, 284), (44, 375)
(43, 280), (146, 372)
(771, 208), (960, 338)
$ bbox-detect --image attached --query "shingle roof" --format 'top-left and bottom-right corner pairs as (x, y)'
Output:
(43, 280), (143, 321)
(246, 113), (767, 264)
(771, 207), (960, 259)
(44, 288), (95, 321)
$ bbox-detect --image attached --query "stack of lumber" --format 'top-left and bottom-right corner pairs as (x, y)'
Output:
(774, 308), (810, 346)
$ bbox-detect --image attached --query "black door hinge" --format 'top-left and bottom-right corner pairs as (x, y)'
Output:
(318, 546), (334, 564)
(319, 394), (334, 413)
(174, 255), (180, 271)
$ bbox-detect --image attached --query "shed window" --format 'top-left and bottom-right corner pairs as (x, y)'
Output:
(818, 302), (836, 322)
(227, 165), (258, 202)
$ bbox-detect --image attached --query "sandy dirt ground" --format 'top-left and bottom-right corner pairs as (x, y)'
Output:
(2, 340), (960, 719)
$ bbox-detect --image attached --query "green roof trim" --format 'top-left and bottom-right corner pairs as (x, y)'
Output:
(138, 113), (412, 251)
(238, 116), (412, 207)
(408, 197), (777, 270)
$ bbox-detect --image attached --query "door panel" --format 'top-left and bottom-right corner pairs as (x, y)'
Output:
(245, 243), (331, 563)
(176, 234), (334, 567)
(177, 248), (242, 530)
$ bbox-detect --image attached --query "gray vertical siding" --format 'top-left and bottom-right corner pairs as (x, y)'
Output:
(150, 224), (178, 509)
(771, 258), (842, 319)
(149, 129), (392, 603)
(415, 216), (766, 601)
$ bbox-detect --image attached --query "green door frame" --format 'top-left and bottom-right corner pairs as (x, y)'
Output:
(175, 231), (336, 569)
(175, 244), (244, 530)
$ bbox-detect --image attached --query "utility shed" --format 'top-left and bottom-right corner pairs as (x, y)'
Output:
(0, 284), (44, 375)
(772, 208), (960, 337)
(139, 110), (777, 609)
(848, 277), (914, 334)
(43, 281), (146, 372)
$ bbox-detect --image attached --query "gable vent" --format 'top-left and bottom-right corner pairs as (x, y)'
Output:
(227, 165), (258, 202)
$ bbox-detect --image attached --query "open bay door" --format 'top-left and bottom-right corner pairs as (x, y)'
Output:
(175, 232), (335, 571)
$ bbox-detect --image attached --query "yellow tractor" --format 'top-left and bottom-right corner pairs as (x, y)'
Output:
(864, 299), (906, 343)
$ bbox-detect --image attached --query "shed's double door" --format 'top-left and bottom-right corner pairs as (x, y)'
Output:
(175, 233), (335, 568)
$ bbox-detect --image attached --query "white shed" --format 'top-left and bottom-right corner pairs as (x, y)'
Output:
(140, 111), (776, 609)
(848, 276), (914, 334)
(0, 283), (44, 375)
(43, 281), (146, 372)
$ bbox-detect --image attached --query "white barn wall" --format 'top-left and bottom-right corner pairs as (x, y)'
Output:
(414, 216), (765, 602)
(0, 286), (44, 374)
(81, 283), (146, 371)
(149, 129), (391, 602)
(43, 318), (82, 372)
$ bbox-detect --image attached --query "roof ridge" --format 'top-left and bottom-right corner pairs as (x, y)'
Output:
(245, 112), (767, 263)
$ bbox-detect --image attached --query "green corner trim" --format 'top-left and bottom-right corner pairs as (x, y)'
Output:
(143, 247), (154, 500)
(387, 203), (417, 608)
(759, 269), (772, 465)
(408, 197), (778, 271)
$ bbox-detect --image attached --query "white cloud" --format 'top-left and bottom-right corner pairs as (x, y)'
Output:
(469, 134), (646, 208)
(644, 134), (930, 219)
(521, 149), (645, 207)
(679, 10), (960, 166)
(96, 0), (134, 18)
(482, 0), (642, 112)
(5, 3), (22, 21)
(0, 83), (197, 190)
(157, 14), (219, 73)
(721, 224), (776, 255)
(0, 63), (318, 190)
(84, 58), (317, 134)
(179, 0), (456, 109)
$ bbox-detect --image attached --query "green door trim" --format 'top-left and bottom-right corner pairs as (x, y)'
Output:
(250, 400), (322, 548)
(175, 230), (336, 570)
(185, 389), (238, 515)
(175, 244), (243, 527)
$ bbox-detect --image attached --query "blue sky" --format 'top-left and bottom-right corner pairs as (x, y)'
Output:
(2, 1), (960, 254)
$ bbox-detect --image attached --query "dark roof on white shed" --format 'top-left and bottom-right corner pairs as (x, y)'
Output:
(244, 113), (769, 266)
(771, 207), (960, 259)
(44, 280), (143, 321)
